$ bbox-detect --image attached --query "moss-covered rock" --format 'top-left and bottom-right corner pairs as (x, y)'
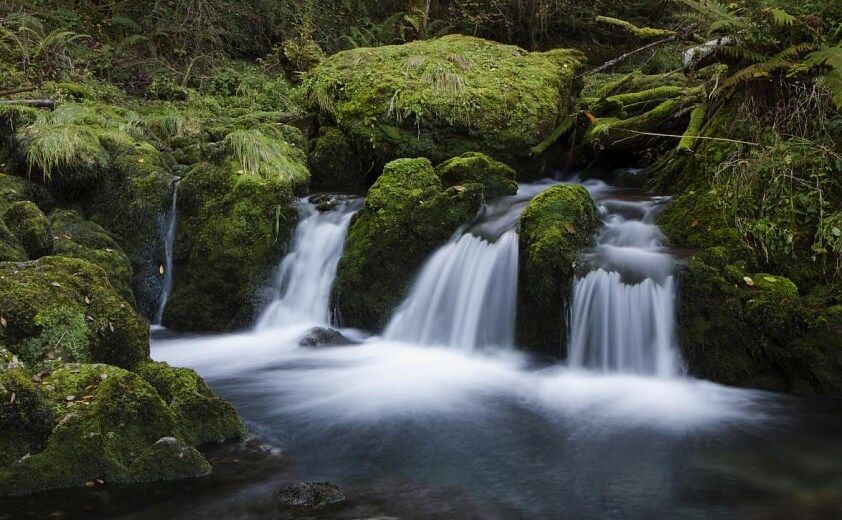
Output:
(50, 209), (135, 304)
(0, 173), (53, 214)
(2, 201), (53, 259)
(0, 257), (148, 369)
(137, 361), (244, 445)
(676, 254), (842, 396)
(0, 364), (208, 495)
(517, 184), (601, 356)
(434, 152), (518, 198)
(308, 126), (367, 190)
(334, 157), (494, 330)
(129, 437), (211, 482)
(163, 124), (307, 331)
(0, 216), (27, 262)
(306, 35), (584, 177)
(0, 366), (53, 467)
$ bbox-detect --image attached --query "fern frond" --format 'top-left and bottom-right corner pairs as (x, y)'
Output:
(767, 8), (795, 27)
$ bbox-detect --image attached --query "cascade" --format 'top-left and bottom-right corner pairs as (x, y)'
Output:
(153, 177), (180, 326)
(384, 182), (555, 350)
(256, 197), (362, 329)
(567, 182), (683, 377)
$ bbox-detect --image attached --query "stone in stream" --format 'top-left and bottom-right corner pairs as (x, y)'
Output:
(298, 327), (356, 348)
(275, 481), (345, 509)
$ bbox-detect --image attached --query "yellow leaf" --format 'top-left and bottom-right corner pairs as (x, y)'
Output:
(159, 265), (165, 275)
(743, 276), (755, 287)
(564, 223), (577, 234)
(137, 158), (145, 164)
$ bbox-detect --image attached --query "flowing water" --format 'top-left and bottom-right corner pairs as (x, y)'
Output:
(256, 197), (362, 330)
(153, 177), (181, 326)
(16, 178), (842, 519)
(568, 180), (682, 377)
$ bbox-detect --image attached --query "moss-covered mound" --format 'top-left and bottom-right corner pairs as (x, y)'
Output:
(0, 257), (148, 369)
(434, 152), (518, 198)
(306, 35), (584, 177)
(308, 126), (367, 190)
(0, 363), (234, 496)
(163, 124), (308, 331)
(334, 156), (517, 330)
(2, 201), (52, 259)
(517, 185), (601, 356)
(0, 216), (27, 262)
(675, 249), (842, 395)
(50, 209), (135, 305)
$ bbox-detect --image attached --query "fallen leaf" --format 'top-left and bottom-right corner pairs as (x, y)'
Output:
(743, 276), (755, 287)
(137, 157), (145, 164)
(84, 296), (91, 305)
(763, 276), (776, 282)
(9, 392), (15, 404)
(690, 219), (699, 228)
(49, 282), (61, 288)
(564, 223), (577, 235)
(105, 248), (115, 252)
(100, 373), (108, 381)
(0, 316), (6, 328)
(65, 395), (75, 402)
(108, 322), (114, 332)
(159, 265), (165, 275)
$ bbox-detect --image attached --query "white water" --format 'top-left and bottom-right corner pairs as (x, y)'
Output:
(153, 178), (180, 325)
(256, 197), (361, 329)
(568, 181), (682, 377)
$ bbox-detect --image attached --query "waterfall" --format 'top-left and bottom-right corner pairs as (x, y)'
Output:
(256, 197), (361, 330)
(153, 177), (180, 326)
(384, 182), (555, 350)
(568, 184), (683, 377)
(384, 231), (519, 350)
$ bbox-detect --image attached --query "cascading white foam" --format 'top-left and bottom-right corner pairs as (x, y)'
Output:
(256, 198), (361, 329)
(384, 230), (519, 350)
(568, 187), (683, 377)
(153, 178), (180, 326)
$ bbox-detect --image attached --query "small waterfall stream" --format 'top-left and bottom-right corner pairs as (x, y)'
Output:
(256, 197), (362, 329)
(384, 182), (556, 350)
(153, 177), (181, 326)
(568, 181), (683, 377)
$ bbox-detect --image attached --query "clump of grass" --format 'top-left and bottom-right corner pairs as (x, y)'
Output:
(447, 53), (473, 70)
(421, 65), (465, 94)
(403, 56), (427, 71)
(222, 126), (308, 185)
(23, 123), (108, 181)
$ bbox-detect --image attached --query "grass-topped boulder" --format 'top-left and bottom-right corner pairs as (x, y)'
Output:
(306, 35), (584, 179)
(0, 256), (148, 370)
(333, 155), (517, 330)
(163, 124), (308, 331)
(517, 184), (601, 356)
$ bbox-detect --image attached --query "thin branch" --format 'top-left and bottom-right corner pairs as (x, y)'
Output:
(577, 35), (678, 78)
(0, 85), (36, 96)
(612, 128), (763, 146)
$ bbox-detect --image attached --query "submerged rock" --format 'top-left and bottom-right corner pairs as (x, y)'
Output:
(333, 156), (515, 330)
(306, 35), (584, 179)
(517, 185), (601, 357)
(298, 327), (356, 348)
(275, 481), (345, 510)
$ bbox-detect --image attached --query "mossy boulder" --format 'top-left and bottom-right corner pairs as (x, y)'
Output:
(0, 364), (209, 495)
(0, 173), (53, 214)
(0, 216), (27, 262)
(306, 35), (584, 177)
(129, 437), (211, 482)
(137, 361), (244, 445)
(163, 124), (307, 331)
(49, 209), (135, 305)
(517, 184), (601, 356)
(2, 201), (52, 259)
(308, 126), (367, 190)
(0, 257), (148, 369)
(334, 156), (513, 330)
(0, 366), (53, 467)
(434, 152), (518, 198)
(676, 254), (842, 396)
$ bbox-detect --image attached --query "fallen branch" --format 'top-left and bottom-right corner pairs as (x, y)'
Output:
(0, 86), (36, 97)
(0, 99), (58, 109)
(577, 35), (678, 78)
(612, 128), (762, 146)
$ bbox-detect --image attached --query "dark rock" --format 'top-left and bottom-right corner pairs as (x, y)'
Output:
(309, 194), (346, 213)
(275, 481), (345, 510)
(298, 327), (356, 348)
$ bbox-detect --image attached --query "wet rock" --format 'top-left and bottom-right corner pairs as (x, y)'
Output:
(275, 481), (345, 510)
(298, 327), (356, 348)
(309, 194), (347, 213)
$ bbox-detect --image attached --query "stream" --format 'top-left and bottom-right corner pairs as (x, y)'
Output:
(10, 178), (842, 519)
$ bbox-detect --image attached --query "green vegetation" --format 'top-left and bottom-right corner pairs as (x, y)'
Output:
(517, 185), (601, 356)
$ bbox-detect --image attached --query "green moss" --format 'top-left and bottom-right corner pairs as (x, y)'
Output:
(0, 257), (148, 369)
(2, 201), (53, 259)
(129, 437), (211, 482)
(164, 125), (307, 330)
(433, 152), (518, 198)
(305, 35), (585, 176)
(333, 157), (486, 330)
(17, 306), (91, 367)
(0, 217), (27, 262)
(677, 104), (707, 154)
(137, 361), (244, 445)
(517, 184), (601, 356)
(308, 126), (366, 190)
(50, 209), (135, 304)
(0, 173), (53, 214)
(0, 367), (53, 467)
(0, 363), (206, 496)
(594, 16), (675, 39)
